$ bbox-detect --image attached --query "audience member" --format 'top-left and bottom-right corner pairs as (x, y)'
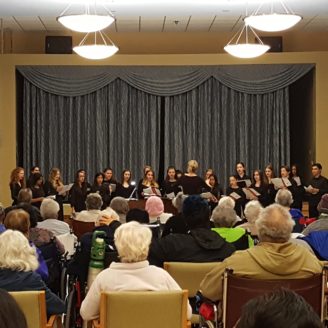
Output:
(75, 193), (103, 223)
(145, 196), (172, 224)
(0, 230), (65, 316)
(148, 195), (235, 267)
(0, 203), (5, 233)
(80, 221), (192, 321)
(126, 208), (149, 224)
(235, 289), (323, 328)
(109, 197), (129, 223)
(200, 204), (324, 302)
(239, 200), (263, 239)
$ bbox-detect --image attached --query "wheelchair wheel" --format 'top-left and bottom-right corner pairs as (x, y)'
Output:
(60, 266), (68, 301)
(64, 288), (77, 328)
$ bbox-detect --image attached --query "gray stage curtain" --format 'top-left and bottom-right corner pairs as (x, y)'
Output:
(22, 78), (162, 184)
(17, 64), (313, 96)
(164, 78), (290, 188)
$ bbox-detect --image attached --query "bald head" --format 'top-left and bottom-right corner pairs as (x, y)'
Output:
(255, 204), (295, 243)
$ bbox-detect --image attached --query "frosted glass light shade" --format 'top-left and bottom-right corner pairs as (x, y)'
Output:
(73, 44), (119, 60)
(57, 14), (114, 33)
(224, 43), (270, 58)
(245, 13), (301, 32)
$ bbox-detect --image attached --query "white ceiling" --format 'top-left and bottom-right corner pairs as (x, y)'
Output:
(0, 0), (327, 33)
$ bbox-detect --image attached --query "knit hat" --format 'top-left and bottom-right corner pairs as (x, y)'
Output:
(317, 193), (328, 214)
(145, 196), (164, 217)
(182, 195), (210, 229)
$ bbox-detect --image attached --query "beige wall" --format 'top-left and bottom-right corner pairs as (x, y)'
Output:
(0, 52), (328, 206)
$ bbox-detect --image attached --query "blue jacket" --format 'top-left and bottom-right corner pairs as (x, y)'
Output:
(0, 269), (65, 316)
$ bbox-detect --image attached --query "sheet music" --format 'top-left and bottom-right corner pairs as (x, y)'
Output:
(271, 178), (291, 189)
(237, 179), (252, 188)
(229, 192), (241, 200)
(58, 183), (73, 195)
(242, 188), (260, 200)
(166, 192), (175, 199)
(110, 183), (117, 193)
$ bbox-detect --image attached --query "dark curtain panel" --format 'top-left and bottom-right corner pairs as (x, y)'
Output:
(164, 78), (290, 188)
(22, 78), (162, 184)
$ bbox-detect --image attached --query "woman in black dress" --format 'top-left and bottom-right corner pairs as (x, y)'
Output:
(263, 164), (276, 205)
(226, 175), (247, 217)
(30, 173), (45, 209)
(9, 167), (25, 205)
(291, 164), (305, 211)
(235, 162), (251, 181)
(91, 172), (110, 209)
(161, 166), (179, 197)
(280, 165), (298, 209)
(137, 169), (160, 199)
(116, 170), (135, 199)
(70, 169), (90, 213)
(250, 169), (269, 207)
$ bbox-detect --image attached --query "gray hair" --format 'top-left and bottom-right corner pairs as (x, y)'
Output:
(17, 188), (32, 204)
(211, 207), (237, 228)
(110, 197), (129, 214)
(275, 189), (293, 207)
(172, 192), (187, 213)
(218, 196), (235, 209)
(40, 198), (60, 220)
(114, 221), (152, 263)
(255, 204), (295, 243)
(86, 193), (103, 210)
(244, 200), (263, 224)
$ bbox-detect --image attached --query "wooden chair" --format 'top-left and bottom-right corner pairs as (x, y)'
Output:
(92, 290), (191, 328)
(222, 270), (326, 328)
(72, 219), (95, 240)
(9, 291), (62, 328)
(164, 262), (219, 325)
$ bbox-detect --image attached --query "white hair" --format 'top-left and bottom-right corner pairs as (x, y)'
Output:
(211, 207), (237, 228)
(255, 204), (295, 243)
(244, 200), (263, 224)
(0, 230), (38, 271)
(114, 221), (152, 263)
(110, 197), (129, 214)
(275, 189), (293, 207)
(40, 198), (60, 220)
(218, 196), (235, 209)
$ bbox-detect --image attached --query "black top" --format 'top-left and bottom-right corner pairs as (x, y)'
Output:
(226, 186), (247, 217)
(177, 175), (208, 195)
(10, 182), (22, 205)
(91, 184), (111, 208)
(161, 180), (180, 196)
(115, 183), (135, 199)
(70, 182), (91, 212)
(307, 175), (328, 217)
(31, 186), (45, 209)
(137, 183), (161, 199)
(43, 181), (65, 220)
(249, 183), (270, 207)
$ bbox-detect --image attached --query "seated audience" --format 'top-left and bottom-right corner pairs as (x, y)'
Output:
(109, 197), (129, 223)
(0, 230), (65, 316)
(75, 193), (103, 223)
(235, 289), (323, 328)
(275, 189), (303, 232)
(199, 204), (324, 302)
(80, 221), (192, 321)
(148, 195), (235, 267)
(211, 207), (253, 250)
(0, 203), (5, 233)
(0, 289), (28, 328)
(239, 200), (263, 241)
(38, 198), (70, 236)
(126, 208), (150, 224)
(145, 196), (172, 224)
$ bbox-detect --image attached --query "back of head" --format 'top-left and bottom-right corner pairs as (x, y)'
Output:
(86, 193), (103, 210)
(182, 195), (210, 229)
(0, 289), (28, 328)
(114, 221), (152, 263)
(0, 229), (38, 272)
(40, 198), (60, 220)
(4, 209), (30, 235)
(17, 188), (32, 204)
(218, 196), (235, 209)
(275, 189), (293, 207)
(317, 193), (328, 215)
(187, 160), (198, 174)
(255, 204), (295, 243)
(211, 207), (237, 228)
(0, 202), (5, 223)
(145, 196), (164, 217)
(126, 208), (150, 224)
(236, 289), (323, 328)
(244, 200), (263, 224)
(172, 192), (187, 213)
(110, 197), (129, 215)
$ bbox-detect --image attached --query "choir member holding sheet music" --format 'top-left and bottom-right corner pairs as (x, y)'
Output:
(248, 170), (270, 207)
(30, 173), (45, 209)
(263, 164), (277, 205)
(235, 162), (251, 183)
(116, 170), (135, 199)
(137, 169), (160, 199)
(204, 168), (214, 187)
(177, 160), (208, 195)
(103, 167), (117, 200)
(9, 167), (25, 205)
(226, 175), (247, 217)
(44, 167), (67, 221)
(305, 163), (328, 218)
(91, 172), (110, 208)
(161, 167), (179, 198)
(69, 169), (91, 213)
(291, 164), (305, 210)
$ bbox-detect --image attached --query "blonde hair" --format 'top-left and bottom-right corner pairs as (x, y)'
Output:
(114, 221), (152, 263)
(49, 167), (63, 189)
(218, 196), (235, 209)
(0, 230), (38, 271)
(187, 160), (198, 174)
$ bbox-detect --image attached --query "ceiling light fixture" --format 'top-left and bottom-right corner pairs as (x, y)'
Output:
(73, 30), (119, 60)
(244, 1), (302, 32)
(57, 3), (115, 33)
(224, 23), (270, 58)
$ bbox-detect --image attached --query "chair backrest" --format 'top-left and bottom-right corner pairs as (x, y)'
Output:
(72, 220), (95, 240)
(99, 290), (189, 328)
(9, 291), (47, 328)
(222, 270), (325, 328)
(164, 262), (218, 297)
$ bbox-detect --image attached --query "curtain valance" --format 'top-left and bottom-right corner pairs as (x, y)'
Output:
(17, 64), (314, 97)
